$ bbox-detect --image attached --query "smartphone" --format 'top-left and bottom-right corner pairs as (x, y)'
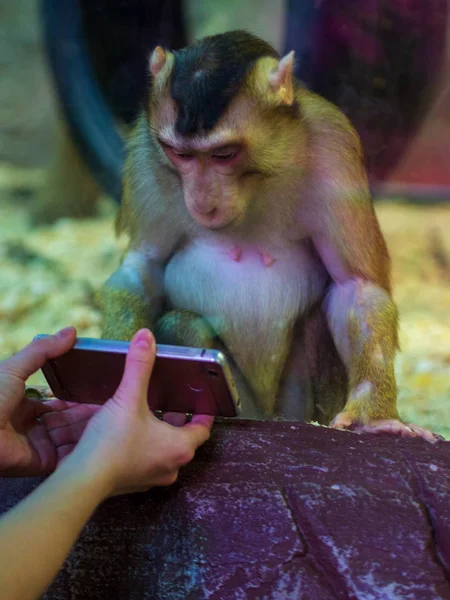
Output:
(34, 335), (241, 417)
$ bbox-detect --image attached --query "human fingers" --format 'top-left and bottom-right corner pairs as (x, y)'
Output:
(56, 444), (76, 462)
(38, 399), (79, 412)
(41, 403), (99, 429)
(33, 398), (83, 418)
(178, 415), (214, 454)
(48, 419), (91, 447)
(34, 401), (60, 417)
(187, 414), (214, 431)
(163, 412), (187, 427)
(8, 397), (59, 427)
(111, 329), (156, 409)
(1, 327), (76, 382)
(156, 416), (213, 473)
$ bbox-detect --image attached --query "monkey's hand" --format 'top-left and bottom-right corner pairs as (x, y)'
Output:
(330, 382), (443, 443)
(323, 281), (442, 443)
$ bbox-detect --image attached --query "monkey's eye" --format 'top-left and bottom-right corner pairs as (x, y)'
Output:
(159, 140), (194, 161)
(211, 146), (240, 161)
(173, 149), (195, 159)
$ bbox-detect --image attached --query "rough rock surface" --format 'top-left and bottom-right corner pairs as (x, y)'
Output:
(1, 420), (449, 599)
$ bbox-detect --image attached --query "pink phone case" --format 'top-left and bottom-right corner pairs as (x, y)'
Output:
(35, 336), (241, 417)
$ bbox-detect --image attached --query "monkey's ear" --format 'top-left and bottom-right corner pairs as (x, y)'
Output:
(268, 51), (295, 105)
(150, 46), (167, 77)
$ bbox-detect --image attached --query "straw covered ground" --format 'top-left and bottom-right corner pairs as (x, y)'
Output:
(0, 166), (449, 438)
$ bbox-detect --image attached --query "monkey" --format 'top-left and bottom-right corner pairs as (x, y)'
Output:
(98, 30), (439, 441)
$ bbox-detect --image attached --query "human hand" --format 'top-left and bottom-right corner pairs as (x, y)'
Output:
(0, 327), (78, 476)
(47, 329), (214, 497)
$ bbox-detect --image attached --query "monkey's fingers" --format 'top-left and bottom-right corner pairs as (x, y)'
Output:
(405, 423), (445, 443)
(329, 413), (441, 444)
(353, 419), (418, 438)
(353, 419), (442, 444)
(329, 412), (357, 431)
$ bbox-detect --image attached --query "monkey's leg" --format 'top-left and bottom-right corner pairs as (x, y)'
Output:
(155, 310), (263, 420)
(276, 306), (347, 423)
(154, 309), (216, 348)
(324, 280), (441, 442)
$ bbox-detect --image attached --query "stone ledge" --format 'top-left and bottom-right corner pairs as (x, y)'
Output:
(1, 420), (449, 599)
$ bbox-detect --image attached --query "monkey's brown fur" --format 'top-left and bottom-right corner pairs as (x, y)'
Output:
(98, 31), (437, 440)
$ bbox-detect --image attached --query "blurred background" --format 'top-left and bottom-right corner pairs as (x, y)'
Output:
(0, 0), (449, 437)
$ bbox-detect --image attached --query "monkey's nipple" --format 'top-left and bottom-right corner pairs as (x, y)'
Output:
(228, 245), (242, 262)
(259, 251), (275, 267)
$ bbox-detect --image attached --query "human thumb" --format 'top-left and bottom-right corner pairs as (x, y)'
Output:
(1, 327), (77, 382)
(111, 329), (156, 408)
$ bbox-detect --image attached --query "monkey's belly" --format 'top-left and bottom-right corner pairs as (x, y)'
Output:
(164, 240), (328, 402)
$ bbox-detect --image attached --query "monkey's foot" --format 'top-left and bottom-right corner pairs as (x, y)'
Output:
(330, 412), (444, 443)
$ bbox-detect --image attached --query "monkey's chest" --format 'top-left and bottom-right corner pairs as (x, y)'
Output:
(164, 240), (328, 343)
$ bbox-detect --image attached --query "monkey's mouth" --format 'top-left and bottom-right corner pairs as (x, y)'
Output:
(191, 209), (241, 230)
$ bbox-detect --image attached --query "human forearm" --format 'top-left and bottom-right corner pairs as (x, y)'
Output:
(0, 327), (213, 600)
(0, 461), (110, 600)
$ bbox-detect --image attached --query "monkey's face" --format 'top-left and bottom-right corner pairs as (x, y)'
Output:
(156, 126), (255, 230)
(148, 39), (298, 230)
(151, 93), (299, 231)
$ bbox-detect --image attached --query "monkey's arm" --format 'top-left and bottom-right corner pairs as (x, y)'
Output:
(310, 183), (400, 424)
(303, 103), (437, 440)
(98, 158), (185, 341)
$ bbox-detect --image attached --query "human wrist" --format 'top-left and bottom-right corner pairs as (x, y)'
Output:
(55, 449), (116, 503)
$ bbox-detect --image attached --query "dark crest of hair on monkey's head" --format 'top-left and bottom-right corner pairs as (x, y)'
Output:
(170, 30), (280, 136)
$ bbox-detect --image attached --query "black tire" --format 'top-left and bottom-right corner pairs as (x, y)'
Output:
(40, 0), (187, 203)
(43, 0), (448, 201)
(284, 0), (448, 184)
(41, 0), (125, 202)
